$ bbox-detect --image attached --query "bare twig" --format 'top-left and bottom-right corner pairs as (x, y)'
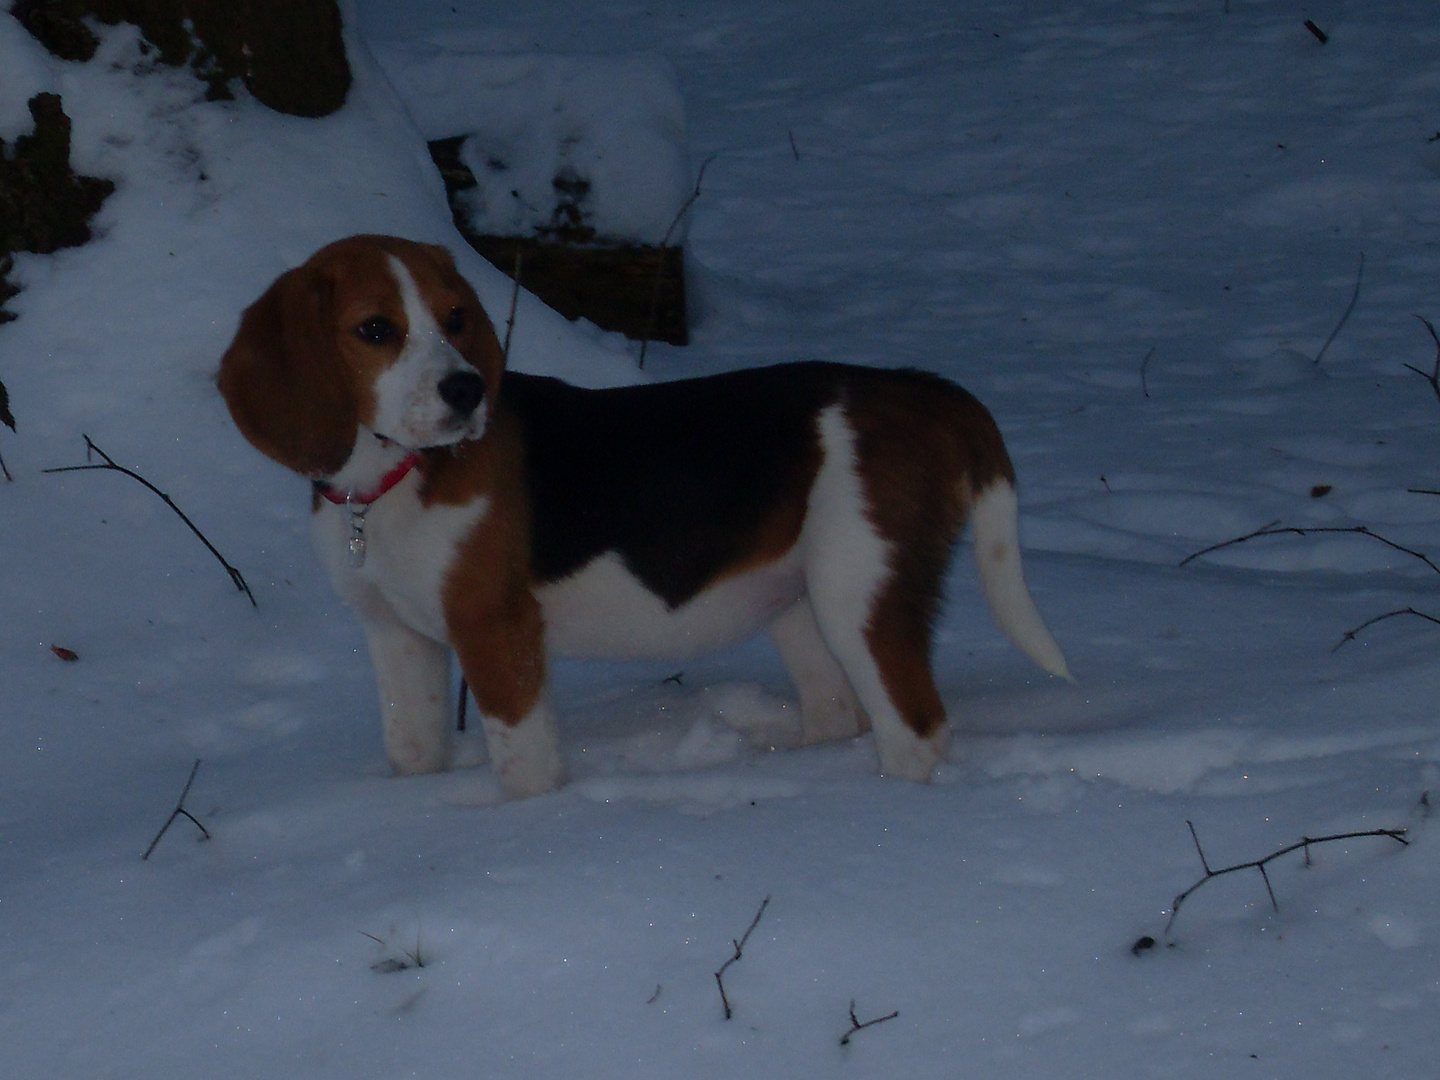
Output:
(502, 249), (523, 361)
(361, 928), (426, 973)
(1180, 519), (1279, 564)
(1313, 251), (1363, 365)
(1140, 347), (1155, 398)
(1161, 821), (1408, 936)
(0, 375), (13, 482)
(1180, 519), (1440, 575)
(141, 759), (211, 860)
(661, 155), (717, 254)
(1332, 606), (1440, 652)
(640, 154), (717, 369)
(45, 436), (256, 606)
(1403, 315), (1440, 404)
(788, 130), (801, 162)
(1192, 495), (1440, 650)
(840, 1000), (900, 1046)
(1304, 19), (1329, 44)
(715, 894), (770, 1020)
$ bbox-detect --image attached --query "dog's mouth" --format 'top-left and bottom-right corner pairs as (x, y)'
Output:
(371, 424), (472, 454)
(370, 369), (488, 452)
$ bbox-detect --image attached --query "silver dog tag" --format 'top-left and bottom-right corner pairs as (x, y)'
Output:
(347, 506), (369, 568)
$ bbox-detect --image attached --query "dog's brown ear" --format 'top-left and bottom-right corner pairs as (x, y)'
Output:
(217, 264), (358, 478)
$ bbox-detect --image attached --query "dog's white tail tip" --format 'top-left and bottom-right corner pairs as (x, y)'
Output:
(970, 481), (1073, 682)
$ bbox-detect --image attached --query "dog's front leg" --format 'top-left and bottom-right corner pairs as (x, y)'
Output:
(356, 607), (453, 775)
(448, 592), (563, 800)
(314, 511), (452, 775)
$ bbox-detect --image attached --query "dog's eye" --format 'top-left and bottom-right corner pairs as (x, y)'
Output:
(355, 316), (397, 345)
(444, 307), (466, 335)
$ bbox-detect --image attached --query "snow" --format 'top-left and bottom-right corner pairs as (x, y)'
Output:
(2, 1), (1439, 1077)
(376, 44), (691, 244)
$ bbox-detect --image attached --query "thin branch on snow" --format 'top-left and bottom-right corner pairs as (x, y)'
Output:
(0, 374), (13, 481)
(501, 249), (523, 362)
(840, 1000), (900, 1046)
(456, 678), (469, 732)
(1402, 314), (1440, 405)
(1312, 251), (1362, 365)
(1332, 606), (1440, 652)
(1158, 820), (1408, 937)
(361, 928), (427, 973)
(660, 154), (716, 257)
(640, 154), (716, 369)
(715, 894), (770, 1020)
(45, 435), (256, 606)
(1179, 520), (1440, 575)
(141, 759), (211, 860)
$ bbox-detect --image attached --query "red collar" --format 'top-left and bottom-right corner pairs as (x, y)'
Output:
(315, 451), (421, 506)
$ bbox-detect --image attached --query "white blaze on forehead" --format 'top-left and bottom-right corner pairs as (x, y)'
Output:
(386, 253), (443, 339)
(370, 254), (486, 449)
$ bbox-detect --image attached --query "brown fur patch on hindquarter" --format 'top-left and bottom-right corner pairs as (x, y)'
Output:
(846, 369), (1015, 737)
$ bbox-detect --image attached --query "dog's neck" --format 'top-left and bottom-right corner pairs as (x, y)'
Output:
(314, 430), (420, 506)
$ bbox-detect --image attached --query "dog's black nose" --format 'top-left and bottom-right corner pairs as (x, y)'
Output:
(437, 370), (486, 416)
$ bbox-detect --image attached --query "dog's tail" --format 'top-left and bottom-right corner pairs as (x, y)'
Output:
(969, 480), (1072, 681)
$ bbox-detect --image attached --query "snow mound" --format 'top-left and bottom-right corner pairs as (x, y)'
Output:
(375, 44), (691, 245)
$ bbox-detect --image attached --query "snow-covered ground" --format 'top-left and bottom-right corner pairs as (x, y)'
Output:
(3, 2), (1439, 1077)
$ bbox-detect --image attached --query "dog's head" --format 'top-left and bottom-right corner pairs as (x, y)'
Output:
(217, 235), (505, 479)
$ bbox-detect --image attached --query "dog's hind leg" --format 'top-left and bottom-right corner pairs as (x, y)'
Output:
(768, 596), (869, 744)
(799, 405), (949, 781)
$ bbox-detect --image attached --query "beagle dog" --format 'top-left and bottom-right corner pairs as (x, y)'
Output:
(218, 235), (1068, 799)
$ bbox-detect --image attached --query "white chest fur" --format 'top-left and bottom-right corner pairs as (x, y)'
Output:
(313, 477), (490, 643)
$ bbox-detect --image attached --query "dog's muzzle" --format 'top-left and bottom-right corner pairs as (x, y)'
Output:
(438, 370), (486, 418)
